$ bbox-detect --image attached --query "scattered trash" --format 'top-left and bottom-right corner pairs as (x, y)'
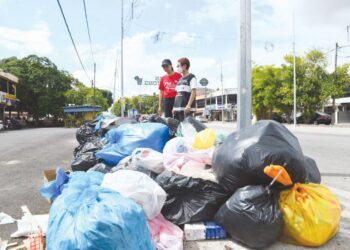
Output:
(102, 170), (167, 219)
(71, 152), (99, 171)
(215, 185), (283, 248)
(156, 171), (229, 225)
(96, 123), (169, 165)
(212, 120), (311, 192)
(184, 222), (227, 241)
(87, 163), (112, 174)
(46, 172), (154, 250)
(192, 128), (216, 150)
(0, 212), (15, 225)
(163, 137), (213, 171)
(131, 148), (165, 174)
(40, 168), (69, 202)
(76, 123), (97, 145)
(11, 206), (48, 238)
(148, 214), (183, 250)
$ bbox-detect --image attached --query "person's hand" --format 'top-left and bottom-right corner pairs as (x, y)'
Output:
(158, 106), (162, 115)
(184, 105), (191, 113)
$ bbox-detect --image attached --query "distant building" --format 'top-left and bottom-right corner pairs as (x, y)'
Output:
(324, 88), (350, 123)
(63, 105), (102, 127)
(0, 70), (19, 121)
(195, 88), (237, 121)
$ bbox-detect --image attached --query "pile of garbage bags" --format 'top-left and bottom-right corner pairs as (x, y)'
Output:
(40, 116), (341, 249)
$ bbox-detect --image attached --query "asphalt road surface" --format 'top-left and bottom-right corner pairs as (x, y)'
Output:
(0, 128), (77, 241)
(0, 125), (349, 249)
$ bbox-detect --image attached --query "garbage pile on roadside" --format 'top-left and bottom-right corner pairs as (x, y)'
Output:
(38, 113), (341, 250)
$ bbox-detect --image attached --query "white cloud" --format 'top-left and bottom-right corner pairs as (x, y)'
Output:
(171, 32), (196, 46)
(188, 0), (237, 24)
(0, 22), (53, 55)
(73, 32), (237, 98)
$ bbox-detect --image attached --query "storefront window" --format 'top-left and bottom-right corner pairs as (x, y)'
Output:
(0, 79), (7, 92)
(8, 82), (15, 95)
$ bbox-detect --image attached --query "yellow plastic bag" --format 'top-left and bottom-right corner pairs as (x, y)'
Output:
(192, 128), (216, 150)
(279, 183), (341, 247)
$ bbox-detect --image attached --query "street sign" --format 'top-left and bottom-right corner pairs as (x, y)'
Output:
(199, 78), (209, 87)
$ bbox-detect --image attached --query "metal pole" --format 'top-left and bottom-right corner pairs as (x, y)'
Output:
(221, 62), (224, 123)
(293, 0), (297, 125)
(237, 0), (252, 130)
(347, 25), (349, 43)
(120, 0), (124, 117)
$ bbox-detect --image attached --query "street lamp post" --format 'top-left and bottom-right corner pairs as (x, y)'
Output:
(237, 0), (252, 130)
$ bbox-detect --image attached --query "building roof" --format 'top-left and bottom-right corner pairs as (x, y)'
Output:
(63, 105), (102, 113)
(196, 88), (237, 100)
(0, 70), (19, 83)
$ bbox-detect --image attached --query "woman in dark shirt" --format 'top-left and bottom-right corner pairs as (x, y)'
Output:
(173, 57), (197, 121)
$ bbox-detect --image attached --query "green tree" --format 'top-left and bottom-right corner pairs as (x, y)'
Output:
(99, 89), (114, 107)
(65, 83), (109, 110)
(0, 55), (73, 120)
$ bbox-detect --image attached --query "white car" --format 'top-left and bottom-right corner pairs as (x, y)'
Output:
(195, 116), (208, 123)
(0, 120), (4, 131)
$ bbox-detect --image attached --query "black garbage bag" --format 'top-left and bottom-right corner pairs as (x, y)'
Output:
(74, 139), (105, 158)
(156, 170), (230, 225)
(88, 163), (112, 174)
(212, 120), (307, 193)
(165, 117), (180, 136)
(214, 185), (283, 249)
(76, 123), (97, 145)
(141, 114), (167, 124)
(99, 118), (138, 136)
(304, 156), (321, 183)
(71, 152), (99, 172)
(177, 117), (206, 136)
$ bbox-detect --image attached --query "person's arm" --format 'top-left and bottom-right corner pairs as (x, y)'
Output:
(184, 77), (197, 113)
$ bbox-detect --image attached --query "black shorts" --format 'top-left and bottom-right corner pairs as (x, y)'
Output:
(163, 97), (175, 118)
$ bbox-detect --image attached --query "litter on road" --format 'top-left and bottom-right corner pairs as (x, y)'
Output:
(11, 113), (341, 249)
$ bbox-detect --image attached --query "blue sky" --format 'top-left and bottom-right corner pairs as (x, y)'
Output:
(0, 0), (350, 98)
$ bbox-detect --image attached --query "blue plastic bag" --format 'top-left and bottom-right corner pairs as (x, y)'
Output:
(96, 123), (169, 165)
(39, 169), (103, 202)
(39, 168), (69, 202)
(46, 172), (154, 250)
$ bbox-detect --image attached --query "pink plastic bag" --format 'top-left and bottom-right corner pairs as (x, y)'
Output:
(163, 137), (214, 171)
(148, 214), (183, 250)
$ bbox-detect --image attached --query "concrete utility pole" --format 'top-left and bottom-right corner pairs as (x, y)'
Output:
(93, 62), (96, 117)
(333, 42), (339, 115)
(293, 0), (297, 125)
(120, 0), (124, 117)
(221, 62), (224, 123)
(237, 0), (252, 130)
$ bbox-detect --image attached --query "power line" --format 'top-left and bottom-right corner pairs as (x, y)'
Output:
(56, 0), (91, 82)
(82, 0), (95, 64)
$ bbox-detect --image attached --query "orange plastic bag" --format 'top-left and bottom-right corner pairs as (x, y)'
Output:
(264, 165), (341, 247)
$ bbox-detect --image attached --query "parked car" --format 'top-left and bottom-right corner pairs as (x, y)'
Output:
(290, 112), (332, 125)
(195, 116), (208, 123)
(312, 111), (332, 125)
(271, 113), (287, 123)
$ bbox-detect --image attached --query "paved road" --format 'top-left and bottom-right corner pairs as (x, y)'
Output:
(0, 128), (77, 240)
(0, 125), (349, 249)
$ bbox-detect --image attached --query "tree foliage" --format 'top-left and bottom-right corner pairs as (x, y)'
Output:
(0, 55), (73, 119)
(112, 94), (158, 116)
(252, 49), (350, 122)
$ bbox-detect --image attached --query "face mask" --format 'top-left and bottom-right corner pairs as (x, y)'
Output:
(177, 66), (183, 73)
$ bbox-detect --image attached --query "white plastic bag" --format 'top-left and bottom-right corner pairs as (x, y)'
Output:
(102, 170), (167, 219)
(163, 137), (214, 171)
(11, 214), (49, 238)
(132, 148), (165, 174)
(148, 214), (183, 250)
